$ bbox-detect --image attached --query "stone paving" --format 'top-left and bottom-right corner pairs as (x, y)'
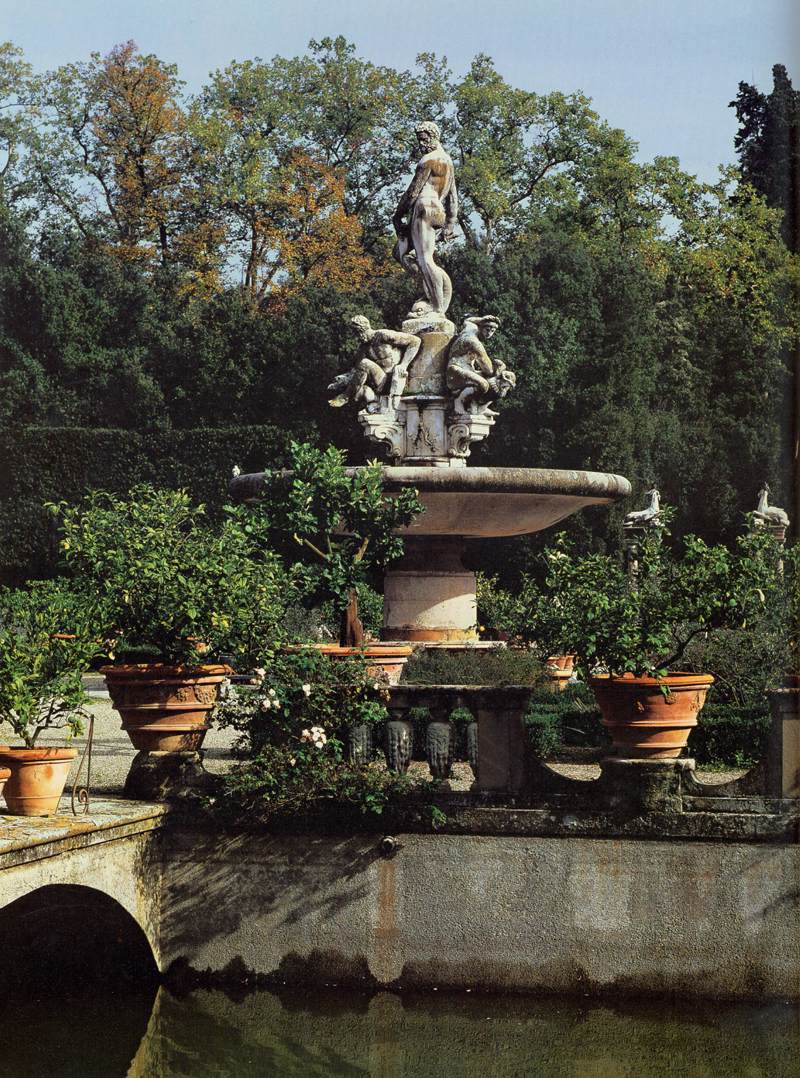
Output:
(0, 798), (168, 861)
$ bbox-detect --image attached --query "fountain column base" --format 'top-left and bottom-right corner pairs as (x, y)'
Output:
(382, 536), (477, 642)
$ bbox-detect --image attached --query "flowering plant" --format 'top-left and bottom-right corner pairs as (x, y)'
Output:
(213, 648), (404, 821)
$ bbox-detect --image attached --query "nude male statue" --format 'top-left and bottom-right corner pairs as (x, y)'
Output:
(327, 316), (421, 410)
(446, 315), (516, 413)
(392, 120), (458, 317)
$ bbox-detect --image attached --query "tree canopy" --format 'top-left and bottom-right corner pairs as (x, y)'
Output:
(0, 37), (797, 578)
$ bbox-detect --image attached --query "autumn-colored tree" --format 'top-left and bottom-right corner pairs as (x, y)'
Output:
(28, 42), (188, 266)
(247, 150), (376, 307)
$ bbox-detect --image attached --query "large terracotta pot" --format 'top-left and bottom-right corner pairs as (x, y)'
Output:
(0, 748), (76, 815)
(101, 664), (229, 752)
(292, 644), (413, 685)
(590, 672), (714, 759)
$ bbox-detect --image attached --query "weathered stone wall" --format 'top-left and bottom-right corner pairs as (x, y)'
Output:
(2, 806), (797, 1001)
(159, 831), (800, 1001)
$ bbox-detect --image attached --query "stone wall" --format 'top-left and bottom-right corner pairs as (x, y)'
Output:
(2, 805), (797, 1001)
(159, 830), (800, 1001)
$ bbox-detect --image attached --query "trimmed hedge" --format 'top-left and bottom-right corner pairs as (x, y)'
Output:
(0, 425), (290, 582)
(523, 686), (771, 767)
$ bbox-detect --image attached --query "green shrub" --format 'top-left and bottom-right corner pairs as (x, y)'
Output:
(689, 702), (771, 768)
(401, 647), (544, 686)
(524, 705), (562, 759)
(0, 425), (289, 583)
(214, 649), (410, 822)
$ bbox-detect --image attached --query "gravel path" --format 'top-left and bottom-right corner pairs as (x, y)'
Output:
(35, 700), (746, 798)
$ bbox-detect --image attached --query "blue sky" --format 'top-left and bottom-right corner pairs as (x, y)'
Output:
(3, 0), (798, 182)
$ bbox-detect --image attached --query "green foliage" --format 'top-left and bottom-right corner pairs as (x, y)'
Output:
(522, 684), (608, 750)
(0, 580), (97, 746)
(401, 647), (544, 686)
(0, 425), (288, 582)
(215, 649), (391, 753)
(213, 648), (406, 822)
(0, 39), (797, 584)
(523, 705), (562, 760)
(448, 706), (475, 725)
(50, 486), (292, 666)
(688, 702), (771, 768)
(517, 526), (784, 679)
(255, 441), (422, 622)
(475, 573), (523, 639)
(407, 705), (432, 724)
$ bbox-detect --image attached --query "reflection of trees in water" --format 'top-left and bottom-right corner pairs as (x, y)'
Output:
(134, 987), (368, 1077)
(130, 986), (799, 1078)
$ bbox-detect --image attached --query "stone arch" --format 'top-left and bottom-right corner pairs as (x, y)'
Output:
(0, 883), (159, 995)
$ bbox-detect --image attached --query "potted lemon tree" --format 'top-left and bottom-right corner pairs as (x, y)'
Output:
(255, 442), (423, 682)
(0, 581), (98, 814)
(50, 486), (292, 754)
(518, 526), (778, 759)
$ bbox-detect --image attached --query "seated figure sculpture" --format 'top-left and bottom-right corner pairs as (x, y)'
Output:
(446, 315), (516, 414)
(327, 316), (422, 411)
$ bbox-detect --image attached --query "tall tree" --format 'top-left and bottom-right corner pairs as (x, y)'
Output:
(27, 42), (188, 266)
(730, 64), (800, 252)
(0, 42), (34, 208)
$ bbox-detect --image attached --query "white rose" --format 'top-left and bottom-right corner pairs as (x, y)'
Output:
(302, 683), (312, 697)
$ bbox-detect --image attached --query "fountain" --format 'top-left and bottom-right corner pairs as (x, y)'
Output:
(231, 118), (630, 645)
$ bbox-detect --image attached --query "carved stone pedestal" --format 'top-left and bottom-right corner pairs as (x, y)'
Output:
(597, 757), (695, 814)
(382, 536), (477, 642)
(123, 750), (215, 802)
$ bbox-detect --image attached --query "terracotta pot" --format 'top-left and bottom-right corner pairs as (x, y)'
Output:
(546, 654), (576, 672)
(0, 748), (77, 815)
(292, 644), (413, 686)
(101, 664), (229, 752)
(590, 672), (714, 759)
(545, 654), (576, 692)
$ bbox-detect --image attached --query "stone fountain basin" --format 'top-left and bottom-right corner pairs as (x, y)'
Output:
(380, 466), (630, 537)
(228, 465), (630, 539)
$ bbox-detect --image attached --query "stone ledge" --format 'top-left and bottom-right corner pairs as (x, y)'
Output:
(0, 799), (169, 869)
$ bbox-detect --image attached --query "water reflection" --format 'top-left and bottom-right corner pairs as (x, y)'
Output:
(137, 985), (799, 1078)
(3, 983), (798, 1077)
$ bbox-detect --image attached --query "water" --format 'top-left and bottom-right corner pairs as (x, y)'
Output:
(3, 986), (798, 1077)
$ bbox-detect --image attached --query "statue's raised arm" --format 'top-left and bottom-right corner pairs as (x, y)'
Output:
(392, 121), (457, 319)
